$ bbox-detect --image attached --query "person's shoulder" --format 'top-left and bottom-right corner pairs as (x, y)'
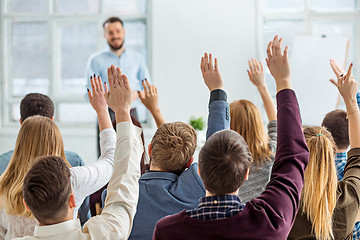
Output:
(64, 151), (84, 167)
(0, 150), (14, 159)
(156, 211), (187, 228)
(88, 48), (111, 61)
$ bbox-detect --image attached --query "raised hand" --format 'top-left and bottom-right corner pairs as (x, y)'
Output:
(105, 65), (132, 123)
(200, 53), (224, 91)
(266, 35), (292, 92)
(138, 79), (165, 127)
(138, 79), (159, 113)
(248, 59), (265, 88)
(329, 59), (346, 87)
(336, 63), (358, 103)
(87, 75), (112, 130)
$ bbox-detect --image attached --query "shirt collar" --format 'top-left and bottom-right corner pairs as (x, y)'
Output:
(335, 152), (347, 160)
(198, 195), (243, 208)
(34, 219), (81, 237)
(104, 46), (127, 58)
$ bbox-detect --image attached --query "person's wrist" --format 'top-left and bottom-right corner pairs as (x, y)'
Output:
(256, 85), (267, 91)
(96, 107), (109, 116)
(114, 109), (131, 123)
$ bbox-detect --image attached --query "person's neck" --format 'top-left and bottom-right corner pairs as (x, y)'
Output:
(38, 210), (74, 226)
(149, 163), (165, 172)
(336, 148), (347, 153)
(205, 190), (239, 197)
(111, 47), (125, 57)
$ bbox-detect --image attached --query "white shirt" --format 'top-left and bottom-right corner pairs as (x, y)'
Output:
(0, 128), (116, 240)
(15, 122), (143, 240)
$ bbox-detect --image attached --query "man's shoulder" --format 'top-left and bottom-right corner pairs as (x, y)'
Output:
(88, 49), (111, 61)
(0, 150), (14, 160)
(0, 150), (14, 174)
(156, 210), (187, 229)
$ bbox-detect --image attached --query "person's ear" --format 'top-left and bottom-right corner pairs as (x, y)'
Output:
(19, 118), (23, 125)
(148, 143), (152, 157)
(185, 156), (194, 168)
(244, 168), (250, 181)
(51, 116), (54, 121)
(197, 166), (200, 176)
(23, 199), (31, 212)
(69, 194), (76, 209)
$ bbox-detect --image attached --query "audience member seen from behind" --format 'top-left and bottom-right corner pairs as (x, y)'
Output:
(230, 58), (277, 202)
(126, 54), (231, 240)
(154, 36), (309, 240)
(288, 62), (360, 240)
(0, 75), (116, 239)
(0, 93), (84, 174)
(15, 65), (144, 239)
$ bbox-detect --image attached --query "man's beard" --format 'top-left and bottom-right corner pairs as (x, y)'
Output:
(108, 39), (124, 51)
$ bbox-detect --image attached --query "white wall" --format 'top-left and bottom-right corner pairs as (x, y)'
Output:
(0, 0), (260, 165)
(152, 0), (259, 124)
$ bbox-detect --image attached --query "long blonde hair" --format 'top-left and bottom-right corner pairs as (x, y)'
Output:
(230, 100), (273, 166)
(301, 126), (338, 240)
(0, 115), (70, 217)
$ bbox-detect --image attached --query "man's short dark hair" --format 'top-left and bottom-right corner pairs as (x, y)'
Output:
(199, 130), (252, 195)
(23, 156), (72, 224)
(20, 93), (54, 121)
(103, 17), (124, 28)
(321, 110), (349, 150)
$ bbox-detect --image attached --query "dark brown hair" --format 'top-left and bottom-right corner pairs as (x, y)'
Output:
(20, 93), (54, 121)
(199, 130), (252, 195)
(23, 156), (72, 224)
(150, 122), (196, 175)
(103, 17), (123, 28)
(321, 110), (349, 150)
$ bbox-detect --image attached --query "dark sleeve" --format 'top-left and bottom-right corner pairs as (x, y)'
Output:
(250, 89), (309, 231)
(333, 148), (360, 239)
(206, 89), (230, 140)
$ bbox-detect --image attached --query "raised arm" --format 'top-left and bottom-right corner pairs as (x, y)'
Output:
(248, 59), (276, 121)
(138, 79), (165, 128)
(84, 65), (143, 239)
(201, 53), (230, 139)
(248, 36), (309, 238)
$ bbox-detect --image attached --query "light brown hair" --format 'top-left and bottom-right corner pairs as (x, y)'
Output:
(0, 116), (70, 218)
(150, 122), (196, 175)
(23, 156), (72, 224)
(199, 130), (252, 195)
(230, 100), (273, 166)
(301, 126), (338, 240)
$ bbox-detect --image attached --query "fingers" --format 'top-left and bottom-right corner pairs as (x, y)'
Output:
(247, 70), (252, 80)
(122, 74), (130, 90)
(107, 66), (115, 89)
(209, 54), (213, 70)
(142, 79), (149, 93)
(204, 53), (209, 70)
(260, 61), (264, 72)
(277, 38), (283, 56)
(272, 35), (278, 56)
(344, 63), (353, 82)
(214, 58), (218, 71)
(283, 46), (289, 58)
(201, 57), (205, 73)
(87, 87), (93, 100)
(330, 59), (343, 77)
(266, 41), (273, 59)
(329, 78), (338, 87)
(138, 90), (145, 101)
(90, 76), (96, 92)
(248, 60), (254, 72)
(104, 82), (108, 92)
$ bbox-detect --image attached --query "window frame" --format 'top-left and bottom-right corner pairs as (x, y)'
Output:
(0, 0), (152, 128)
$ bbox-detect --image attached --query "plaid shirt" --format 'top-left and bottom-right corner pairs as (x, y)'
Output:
(186, 195), (245, 221)
(335, 151), (360, 239)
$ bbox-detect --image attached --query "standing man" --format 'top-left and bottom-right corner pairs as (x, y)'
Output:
(85, 16), (150, 123)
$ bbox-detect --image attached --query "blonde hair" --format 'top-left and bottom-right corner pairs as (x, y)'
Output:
(230, 100), (273, 166)
(150, 122), (196, 175)
(301, 126), (338, 240)
(0, 115), (70, 218)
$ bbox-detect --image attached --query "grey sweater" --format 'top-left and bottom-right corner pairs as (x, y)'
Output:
(238, 120), (277, 203)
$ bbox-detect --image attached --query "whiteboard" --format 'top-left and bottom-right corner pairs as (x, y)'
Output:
(290, 35), (349, 126)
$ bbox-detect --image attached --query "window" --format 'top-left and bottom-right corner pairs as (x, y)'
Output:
(258, 0), (359, 95)
(0, 0), (150, 126)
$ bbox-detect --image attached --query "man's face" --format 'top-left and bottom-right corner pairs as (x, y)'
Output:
(104, 21), (125, 51)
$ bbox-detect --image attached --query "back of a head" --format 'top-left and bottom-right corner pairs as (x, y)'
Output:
(20, 93), (54, 121)
(0, 115), (69, 217)
(301, 126), (338, 240)
(321, 110), (349, 150)
(230, 100), (272, 166)
(199, 130), (252, 195)
(23, 156), (72, 225)
(150, 122), (196, 174)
